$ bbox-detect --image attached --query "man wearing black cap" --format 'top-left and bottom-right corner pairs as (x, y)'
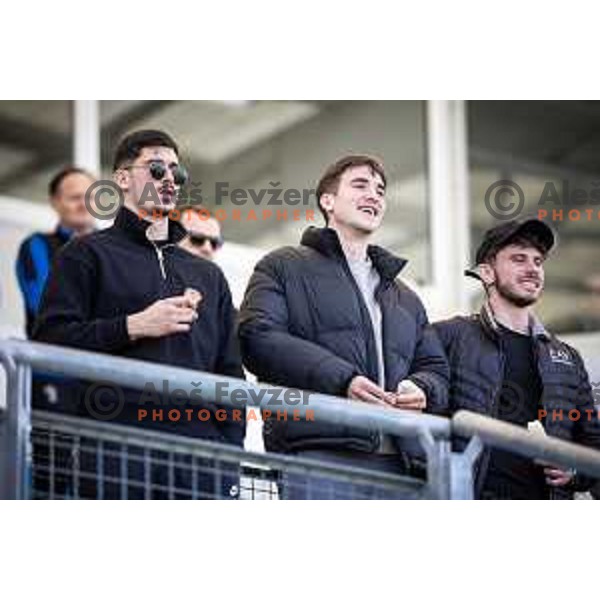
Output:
(435, 218), (600, 499)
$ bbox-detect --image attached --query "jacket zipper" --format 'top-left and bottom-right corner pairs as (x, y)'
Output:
(476, 350), (505, 496)
(490, 353), (505, 418)
(340, 259), (380, 381)
(151, 242), (175, 280)
(339, 257), (381, 449)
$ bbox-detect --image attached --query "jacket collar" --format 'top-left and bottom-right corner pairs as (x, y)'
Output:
(300, 226), (407, 281)
(113, 206), (188, 246)
(55, 224), (75, 242)
(480, 301), (551, 341)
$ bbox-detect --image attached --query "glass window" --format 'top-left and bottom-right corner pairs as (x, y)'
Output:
(100, 101), (431, 284)
(469, 100), (600, 333)
(0, 101), (73, 202)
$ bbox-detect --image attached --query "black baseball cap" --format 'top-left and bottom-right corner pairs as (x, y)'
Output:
(465, 218), (556, 279)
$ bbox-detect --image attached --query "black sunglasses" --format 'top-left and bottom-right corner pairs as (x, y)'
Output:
(189, 234), (223, 250)
(126, 161), (188, 186)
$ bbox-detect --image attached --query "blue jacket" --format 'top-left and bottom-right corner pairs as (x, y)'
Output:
(16, 225), (74, 337)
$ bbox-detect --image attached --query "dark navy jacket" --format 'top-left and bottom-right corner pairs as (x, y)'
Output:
(434, 304), (600, 499)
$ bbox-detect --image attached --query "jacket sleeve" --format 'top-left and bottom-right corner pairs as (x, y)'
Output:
(215, 273), (244, 379)
(406, 301), (450, 416)
(15, 234), (51, 337)
(32, 240), (131, 353)
(212, 272), (246, 446)
(570, 348), (600, 492)
(432, 319), (454, 356)
(238, 254), (359, 396)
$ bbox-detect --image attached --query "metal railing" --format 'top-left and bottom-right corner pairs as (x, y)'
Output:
(2, 338), (600, 499)
(452, 410), (600, 479)
(0, 339), (460, 500)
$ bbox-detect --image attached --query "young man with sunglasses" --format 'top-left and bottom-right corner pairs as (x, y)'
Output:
(34, 129), (244, 499)
(180, 211), (224, 261)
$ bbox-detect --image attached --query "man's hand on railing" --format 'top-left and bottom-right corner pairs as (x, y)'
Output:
(346, 377), (427, 412)
(126, 295), (200, 341)
(540, 463), (575, 487)
(388, 380), (427, 412)
(347, 376), (391, 407)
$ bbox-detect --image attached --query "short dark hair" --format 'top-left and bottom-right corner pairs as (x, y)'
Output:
(48, 166), (93, 197)
(316, 155), (386, 223)
(112, 129), (179, 171)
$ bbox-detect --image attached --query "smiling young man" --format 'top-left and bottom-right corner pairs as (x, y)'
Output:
(34, 129), (244, 498)
(239, 155), (448, 499)
(434, 218), (600, 499)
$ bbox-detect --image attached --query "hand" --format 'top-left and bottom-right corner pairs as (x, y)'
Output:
(389, 379), (427, 412)
(543, 465), (574, 487)
(184, 287), (203, 311)
(347, 376), (392, 407)
(127, 295), (199, 340)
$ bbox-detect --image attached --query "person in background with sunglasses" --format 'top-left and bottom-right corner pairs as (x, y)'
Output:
(180, 211), (224, 261)
(34, 129), (245, 499)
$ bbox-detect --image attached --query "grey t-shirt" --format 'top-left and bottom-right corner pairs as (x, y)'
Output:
(346, 255), (396, 454)
(346, 255), (386, 387)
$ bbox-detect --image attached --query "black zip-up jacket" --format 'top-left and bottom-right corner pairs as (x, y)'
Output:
(238, 226), (449, 453)
(33, 207), (244, 445)
(434, 304), (600, 499)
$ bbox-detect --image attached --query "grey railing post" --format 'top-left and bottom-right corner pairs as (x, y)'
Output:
(0, 349), (16, 499)
(449, 436), (483, 500)
(13, 362), (32, 499)
(419, 429), (452, 499)
(0, 349), (32, 499)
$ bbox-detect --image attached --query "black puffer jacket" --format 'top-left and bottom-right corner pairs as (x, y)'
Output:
(434, 304), (600, 499)
(238, 226), (449, 452)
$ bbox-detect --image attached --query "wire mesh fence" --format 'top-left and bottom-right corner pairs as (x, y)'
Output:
(0, 340), (480, 500)
(29, 411), (428, 500)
